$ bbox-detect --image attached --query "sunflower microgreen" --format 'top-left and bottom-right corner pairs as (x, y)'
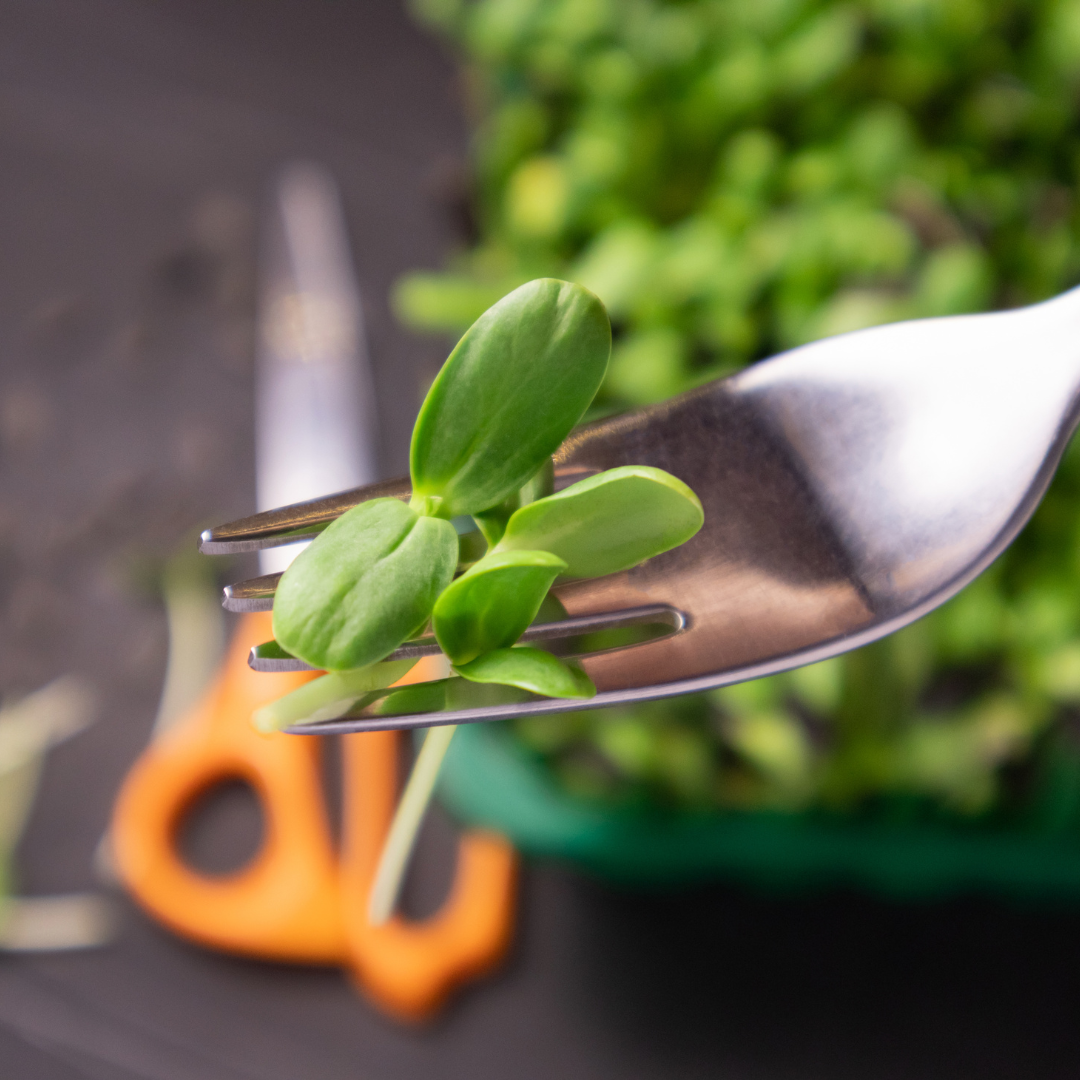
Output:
(260, 278), (703, 924)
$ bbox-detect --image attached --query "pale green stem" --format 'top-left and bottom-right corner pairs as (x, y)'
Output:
(367, 723), (457, 925)
(252, 660), (417, 733)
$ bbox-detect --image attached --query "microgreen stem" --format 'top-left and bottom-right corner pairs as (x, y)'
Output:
(408, 493), (449, 518)
(367, 723), (457, 925)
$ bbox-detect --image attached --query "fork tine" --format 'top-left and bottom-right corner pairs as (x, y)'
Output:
(199, 462), (605, 556)
(248, 604), (686, 672)
(222, 572), (281, 612)
(249, 633), (445, 672)
(198, 476), (411, 554)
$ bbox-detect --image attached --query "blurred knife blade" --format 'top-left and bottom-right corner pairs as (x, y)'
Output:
(256, 162), (377, 574)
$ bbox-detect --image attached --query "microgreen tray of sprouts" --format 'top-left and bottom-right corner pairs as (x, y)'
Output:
(395, 0), (1080, 824)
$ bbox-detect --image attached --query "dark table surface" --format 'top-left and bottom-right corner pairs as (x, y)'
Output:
(3, 3), (1080, 1078)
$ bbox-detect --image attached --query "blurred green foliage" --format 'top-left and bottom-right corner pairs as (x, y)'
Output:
(402, 0), (1080, 824)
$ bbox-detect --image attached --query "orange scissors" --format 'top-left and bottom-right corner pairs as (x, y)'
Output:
(112, 611), (517, 1021)
(111, 164), (516, 1022)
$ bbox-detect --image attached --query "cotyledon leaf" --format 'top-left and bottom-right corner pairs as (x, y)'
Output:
(273, 498), (458, 671)
(494, 466), (704, 578)
(410, 279), (611, 517)
(433, 549), (568, 666)
(454, 646), (596, 699)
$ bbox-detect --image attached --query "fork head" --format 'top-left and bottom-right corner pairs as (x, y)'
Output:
(202, 289), (1080, 732)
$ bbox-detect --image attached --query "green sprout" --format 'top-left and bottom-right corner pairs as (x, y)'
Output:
(258, 278), (703, 920)
(266, 278), (702, 704)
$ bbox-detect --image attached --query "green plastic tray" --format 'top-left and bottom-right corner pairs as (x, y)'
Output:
(438, 721), (1080, 901)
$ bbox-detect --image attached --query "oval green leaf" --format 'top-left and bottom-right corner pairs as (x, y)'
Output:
(410, 279), (611, 517)
(433, 549), (567, 665)
(494, 466), (704, 578)
(453, 646), (596, 699)
(273, 497), (458, 671)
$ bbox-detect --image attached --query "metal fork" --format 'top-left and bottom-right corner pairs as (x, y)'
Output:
(201, 285), (1080, 733)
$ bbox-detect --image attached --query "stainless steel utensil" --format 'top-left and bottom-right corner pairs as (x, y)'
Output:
(201, 286), (1080, 733)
